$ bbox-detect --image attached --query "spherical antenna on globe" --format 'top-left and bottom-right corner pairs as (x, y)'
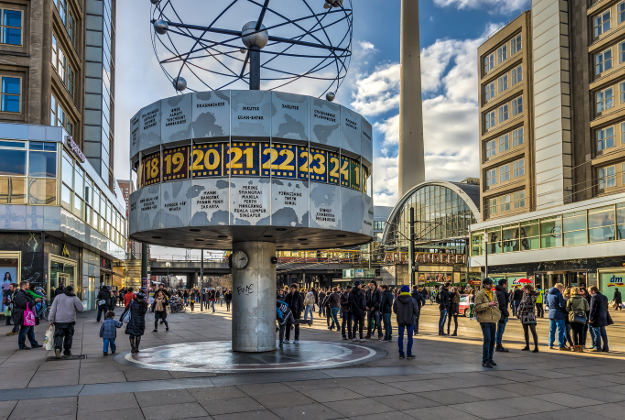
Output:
(149, 0), (353, 98)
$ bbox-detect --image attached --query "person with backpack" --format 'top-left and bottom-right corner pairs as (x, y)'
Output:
(48, 285), (84, 358)
(393, 285), (419, 359)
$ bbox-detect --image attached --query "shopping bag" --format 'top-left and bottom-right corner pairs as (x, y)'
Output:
(44, 325), (55, 351)
(23, 303), (36, 326)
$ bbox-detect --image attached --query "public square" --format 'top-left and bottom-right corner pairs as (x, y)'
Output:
(1, 304), (625, 420)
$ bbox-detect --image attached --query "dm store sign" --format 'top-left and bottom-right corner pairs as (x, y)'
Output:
(599, 272), (625, 300)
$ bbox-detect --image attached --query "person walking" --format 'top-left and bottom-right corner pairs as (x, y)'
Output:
(224, 289), (232, 312)
(151, 290), (169, 332)
(123, 287), (135, 307)
(121, 292), (148, 354)
(567, 287), (589, 352)
(535, 288), (544, 318)
(328, 287), (340, 331)
(284, 284), (303, 343)
(340, 286), (352, 340)
(348, 281), (366, 341)
(96, 286), (111, 323)
(494, 279), (510, 352)
(380, 284), (393, 342)
(393, 285), (419, 359)
(303, 290), (315, 323)
(100, 311), (122, 355)
(547, 283), (569, 351)
(437, 283), (450, 336)
(318, 289), (326, 316)
(613, 288), (622, 311)
(474, 278), (500, 368)
(589, 286), (610, 352)
(517, 285), (539, 352)
(447, 287), (460, 336)
(48, 285), (84, 358)
(365, 281), (382, 340)
(13, 281), (42, 350)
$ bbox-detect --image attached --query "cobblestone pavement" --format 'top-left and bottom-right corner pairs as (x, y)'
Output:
(1, 303), (625, 419)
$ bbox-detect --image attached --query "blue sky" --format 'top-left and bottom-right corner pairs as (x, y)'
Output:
(114, 0), (531, 210)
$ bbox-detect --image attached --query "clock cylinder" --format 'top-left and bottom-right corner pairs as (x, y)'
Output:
(231, 241), (277, 352)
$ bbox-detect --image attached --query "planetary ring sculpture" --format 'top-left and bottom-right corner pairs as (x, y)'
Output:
(150, 0), (353, 97)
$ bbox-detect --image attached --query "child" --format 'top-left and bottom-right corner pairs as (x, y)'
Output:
(100, 310), (122, 355)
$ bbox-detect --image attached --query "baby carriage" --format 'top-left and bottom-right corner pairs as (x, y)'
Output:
(169, 296), (186, 313)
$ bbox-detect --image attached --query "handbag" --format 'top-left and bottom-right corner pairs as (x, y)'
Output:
(572, 313), (587, 324)
(23, 303), (36, 326)
(44, 325), (55, 351)
(97, 299), (106, 306)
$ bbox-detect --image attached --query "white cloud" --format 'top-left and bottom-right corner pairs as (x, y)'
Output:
(373, 156), (399, 206)
(433, 0), (530, 14)
(351, 63), (400, 117)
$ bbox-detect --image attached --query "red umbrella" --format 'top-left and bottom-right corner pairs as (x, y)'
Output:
(516, 278), (532, 284)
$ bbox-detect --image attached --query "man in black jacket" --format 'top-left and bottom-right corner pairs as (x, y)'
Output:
(411, 286), (425, 335)
(437, 283), (450, 335)
(340, 286), (352, 339)
(284, 284), (303, 343)
(365, 281), (383, 340)
(494, 279), (510, 352)
(589, 286), (610, 352)
(348, 281), (366, 341)
(379, 285), (394, 341)
(96, 286), (111, 322)
(13, 281), (42, 350)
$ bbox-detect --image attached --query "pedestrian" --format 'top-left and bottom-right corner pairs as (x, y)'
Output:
(494, 279), (510, 352)
(562, 288), (575, 349)
(123, 287), (135, 307)
(567, 287), (589, 352)
(536, 288), (544, 318)
(379, 284), (393, 342)
(284, 284), (303, 343)
(511, 286), (523, 317)
(318, 289), (326, 316)
(151, 290), (169, 332)
(348, 281), (366, 341)
(100, 311), (122, 355)
(303, 290), (315, 323)
(447, 286), (460, 336)
(517, 284), (539, 352)
(613, 288), (622, 311)
(393, 285), (419, 359)
(121, 291), (148, 354)
(589, 286), (610, 352)
(12, 281), (42, 350)
(340, 286), (352, 340)
(3, 283), (16, 332)
(328, 287), (340, 331)
(209, 289), (216, 312)
(547, 283), (569, 351)
(411, 286), (425, 335)
(581, 287), (591, 348)
(437, 283), (450, 335)
(48, 285), (84, 358)
(224, 289), (232, 312)
(189, 291), (195, 312)
(96, 286), (110, 323)
(474, 278), (500, 368)
(365, 281), (383, 340)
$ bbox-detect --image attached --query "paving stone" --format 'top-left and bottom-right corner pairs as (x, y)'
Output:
(452, 396), (564, 419)
(323, 398), (393, 417)
(238, 383), (293, 396)
(416, 389), (483, 405)
(77, 407), (145, 420)
(9, 397), (77, 419)
(252, 391), (315, 409)
(200, 396), (263, 415)
(346, 383), (407, 397)
(189, 386), (246, 402)
(78, 392), (138, 412)
(580, 402), (625, 420)
(213, 409), (280, 420)
(403, 406), (479, 420)
(535, 392), (604, 408)
(271, 402), (342, 419)
(143, 402), (208, 420)
(352, 412), (414, 420)
(373, 394), (441, 410)
(304, 387), (362, 403)
(134, 389), (196, 407)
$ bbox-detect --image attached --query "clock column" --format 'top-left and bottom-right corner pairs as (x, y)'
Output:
(231, 241), (277, 352)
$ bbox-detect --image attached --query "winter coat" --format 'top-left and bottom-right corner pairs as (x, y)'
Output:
(547, 287), (567, 320)
(517, 293), (536, 325)
(340, 292), (350, 313)
(494, 285), (509, 318)
(512, 288), (523, 302)
(448, 291), (460, 315)
(474, 288), (500, 324)
(589, 292), (609, 327)
(303, 292), (315, 307)
(328, 292), (340, 308)
(614, 289), (623, 304)
(285, 291), (303, 319)
(567, 295), (589, 323)
(379, 290), (394, 314)
(12, 289), (36, 326)
(122, 298), (148, 336)
(348, 287), (366, 317)
(366, 288), (381, 311)
(437, 288), (450, 311)
(393, 292), (419, 326)
(411, 290), (426, 308)
(100, 318), (123, 339)
(96, 289), (111, 308)
(48, 292), (83, 323)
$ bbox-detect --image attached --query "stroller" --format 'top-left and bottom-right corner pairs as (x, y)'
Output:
(169, 296), (186, 313)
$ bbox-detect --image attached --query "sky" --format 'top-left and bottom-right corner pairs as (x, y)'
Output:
(114, 0), (531, 216)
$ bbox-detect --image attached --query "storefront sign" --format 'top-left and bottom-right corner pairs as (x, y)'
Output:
(101, 256), (112, 270)
(599, 271), (625, 300)
(61, 244), (70, 258)
(65, 136), (86, 163)
(342, 268), (375, 279)
(383, 252), (467, 265)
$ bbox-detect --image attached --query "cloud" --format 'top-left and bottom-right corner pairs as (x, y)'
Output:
(351, 63), (400, 117)
(433, 0), (530, 14)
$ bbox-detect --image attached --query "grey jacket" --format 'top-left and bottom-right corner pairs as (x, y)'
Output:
(49, 293), (84, 323)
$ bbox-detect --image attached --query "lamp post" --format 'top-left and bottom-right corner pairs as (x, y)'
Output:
(484, 234), (489, 280)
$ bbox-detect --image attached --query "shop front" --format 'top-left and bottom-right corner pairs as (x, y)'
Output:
(598, 268), (625, 301)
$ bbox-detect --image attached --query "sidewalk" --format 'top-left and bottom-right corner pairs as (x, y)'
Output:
(0, 304), (625, 419)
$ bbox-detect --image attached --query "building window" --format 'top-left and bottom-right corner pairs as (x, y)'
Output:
(510, 34), (522, 55)
(563, 211), (588, 247)
(0, 75), (20, 113)
(498, 104), (508, 124)
(513, 190), (525, 208)
(620, 42), (625, 63)
(498, 74), (508, 93)
(594, 10), (611, 38)
(589, 206), (616, 243)
(50, 94), (73, 135)
(621, 82), (625, 105)
(500, 164), (510, 183)
(619, 2), (625, 24)
(595, 49), (613, 75)
(596, 87), (614, 114)
(513, 127), (524, 147)
(499, 134), (509, 153)
(488, 197), (497, 217)
(0, 8), (22, 45)
(486, 169), (497, 186)
(597, 126), (615, 152)
(511, 96), (523, 116)
(598, 165), (616, 192)
(497, 44), (507, 64)
(513, 159), (525, 178)
(511, 65), (522, 86)
(485, 82), (495, 102)
(486, 139), (496, 159)
(483, 53), (495, 74)
(485, 111), (495, 130)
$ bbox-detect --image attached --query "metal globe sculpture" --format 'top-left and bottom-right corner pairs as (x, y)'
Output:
(150, 0), (353, 97)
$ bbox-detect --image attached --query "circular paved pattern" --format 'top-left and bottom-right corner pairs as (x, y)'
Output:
(120, 341), (379, 373)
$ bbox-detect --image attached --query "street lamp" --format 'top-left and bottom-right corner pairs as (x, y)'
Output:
(483, 234), (489, 280)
